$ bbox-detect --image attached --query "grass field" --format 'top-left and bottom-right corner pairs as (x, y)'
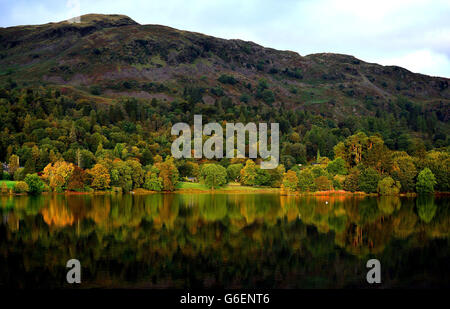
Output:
(0, 180), (16, 189)
(176, 182), (278, 192)
(176, 182), (209, 190)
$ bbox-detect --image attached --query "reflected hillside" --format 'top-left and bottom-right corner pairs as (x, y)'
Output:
(0, 193), (449, 288)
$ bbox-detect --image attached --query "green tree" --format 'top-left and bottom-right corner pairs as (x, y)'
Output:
(343, 168), (360, 192)
(24, 173), (45, 195)
(127, 159), (144, 189)
(358, 167), (380, 193)
(392, 155), (417, 193)
(297, 168), (316, 192)
(420, 151), (450, 192)
(311, 166), (328, 178)
(143, 167), (163, 191)
(326, 157), (348, 176)
(280, 155), (296, 170)
(111, 159), (133, 192)
(377, 177), (401, 195)
(200, 164), (227, 189)
(267, 164), (285, 187)
(254, 168), (271, 186)
(226, 163), (243, 182)
(416, 168), (437, 194)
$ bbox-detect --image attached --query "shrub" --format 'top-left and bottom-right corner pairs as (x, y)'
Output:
(377, 177), (401, 195)
(239, 93), (251, 103)
(259, 89), (275, 104)
(210, 86), (224, 97)
(90, 85), (102, 95)
(218, 74), (237, 85)
(2, 171), (11, 180)
(13, 181), (29, 193)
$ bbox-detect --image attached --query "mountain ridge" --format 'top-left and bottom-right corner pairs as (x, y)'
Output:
(0, 14), (448, 125)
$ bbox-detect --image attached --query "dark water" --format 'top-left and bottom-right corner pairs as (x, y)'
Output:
(0, 193), (449, 288)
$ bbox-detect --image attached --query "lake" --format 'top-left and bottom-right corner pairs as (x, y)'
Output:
(0, 193), (449, 288)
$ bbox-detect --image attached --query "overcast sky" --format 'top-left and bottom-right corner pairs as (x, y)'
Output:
(1, 0), (449, 77)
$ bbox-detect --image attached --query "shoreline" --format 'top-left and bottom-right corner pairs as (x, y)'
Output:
(2, 188), (449, 197)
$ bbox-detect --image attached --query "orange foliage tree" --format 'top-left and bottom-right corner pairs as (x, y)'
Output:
(88, 163), (111, 190)
(42, 161), (75, 191)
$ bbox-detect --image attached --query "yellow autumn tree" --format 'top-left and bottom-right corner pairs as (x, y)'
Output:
(282, 170), (299, 192)
(42, 161), (75, 191)
(8, 154), (20, 175)
(88, 163), (111, 190)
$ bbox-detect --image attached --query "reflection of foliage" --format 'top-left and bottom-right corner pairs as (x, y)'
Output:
(392, 202), (418, 238)
(358, 198), (380, 224)
(199, 195), (227, 221)
(378, 196), (401, 215)
(41, 196), (74, 227)
(416, 195), (437, 223)
(328, 215), (347, 232)
(0, 193), (449, 289)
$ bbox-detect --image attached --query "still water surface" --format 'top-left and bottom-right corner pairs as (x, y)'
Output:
(0, 193), (449, 288)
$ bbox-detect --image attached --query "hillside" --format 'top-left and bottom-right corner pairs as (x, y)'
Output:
(1, 14), (449, 112)
(0, 14), (448, 163)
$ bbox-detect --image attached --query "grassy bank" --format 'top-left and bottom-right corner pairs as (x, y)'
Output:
(0, 180), (16, 189)
(175, 182), (279, 193)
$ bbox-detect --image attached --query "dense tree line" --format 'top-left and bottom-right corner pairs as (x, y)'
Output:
(281, 132), (448, 195)
(0, 87), (448, 194)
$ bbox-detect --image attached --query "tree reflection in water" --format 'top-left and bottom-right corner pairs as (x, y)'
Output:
(0, 193), (449, 288)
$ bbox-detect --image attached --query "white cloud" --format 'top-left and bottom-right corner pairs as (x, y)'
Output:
(377, 49), (450, 77)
